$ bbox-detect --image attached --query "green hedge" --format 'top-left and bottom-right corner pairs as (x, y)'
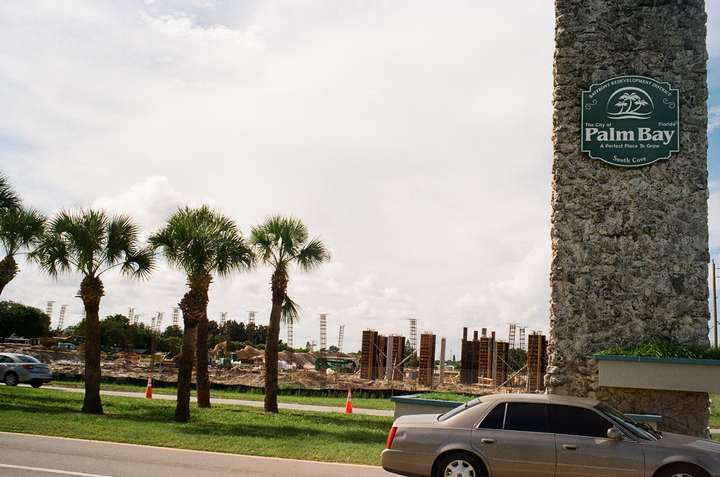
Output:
(417, 391), (477, 402)
(598, 341), (720, 360)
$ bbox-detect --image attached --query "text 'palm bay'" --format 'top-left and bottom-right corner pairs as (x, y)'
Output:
(584, 125), (676, 145)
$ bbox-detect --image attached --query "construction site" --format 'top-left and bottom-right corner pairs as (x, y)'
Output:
(359, 322), (547, 394)
(2, 306), (548, 396)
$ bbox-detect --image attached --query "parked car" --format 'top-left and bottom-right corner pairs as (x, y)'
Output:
(0, 353), (52, 388)
(382, 393), (720, 477)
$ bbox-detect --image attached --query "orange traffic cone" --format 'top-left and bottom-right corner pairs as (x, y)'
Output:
(345, 389), (353, 414)
(145, 376), (153, 399)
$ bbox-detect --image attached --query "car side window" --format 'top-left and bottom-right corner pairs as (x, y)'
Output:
(550, 405), (613, 438)
(478, 403), (506, 429)
(504, 403), (550, 433)
(0, 356), (12, 363)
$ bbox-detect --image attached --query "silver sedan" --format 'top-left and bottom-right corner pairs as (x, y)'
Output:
(382, 393), (720, 477)
(0, 353), (52, 387)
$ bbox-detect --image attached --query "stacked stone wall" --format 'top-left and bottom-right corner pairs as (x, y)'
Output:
(548, 0), (710, 436)
(597, 387), (710, 436)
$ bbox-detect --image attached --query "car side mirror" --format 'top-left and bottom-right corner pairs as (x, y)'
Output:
(607, 427), (623, 440)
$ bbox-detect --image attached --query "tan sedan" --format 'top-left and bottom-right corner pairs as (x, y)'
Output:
(382, 393), (720, 477)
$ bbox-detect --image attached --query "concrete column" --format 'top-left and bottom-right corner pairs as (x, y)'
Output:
(439, 337), (446, 384)
(386, 335), (394, 382)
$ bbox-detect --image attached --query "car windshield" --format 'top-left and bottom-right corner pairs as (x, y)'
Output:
(16, 355), (40, 363)
(596, 403), (660, 441)
(438, 397), (483, 421)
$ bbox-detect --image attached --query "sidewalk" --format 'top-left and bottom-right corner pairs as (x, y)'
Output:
(43, 385), (395, 417)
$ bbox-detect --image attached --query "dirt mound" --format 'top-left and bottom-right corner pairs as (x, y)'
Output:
(235, 345), (263, 360)
(279, 351), (316, 370)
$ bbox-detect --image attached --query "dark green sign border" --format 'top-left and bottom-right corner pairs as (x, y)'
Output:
(581, 75), (680, 168)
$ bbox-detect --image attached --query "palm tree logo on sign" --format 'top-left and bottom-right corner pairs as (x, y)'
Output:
(607, 87), (654, 120)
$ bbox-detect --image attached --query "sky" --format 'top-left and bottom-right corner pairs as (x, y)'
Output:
(0, 1), (718, 355)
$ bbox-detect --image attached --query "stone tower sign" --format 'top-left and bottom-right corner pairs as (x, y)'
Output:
(548, 0), (710, 436)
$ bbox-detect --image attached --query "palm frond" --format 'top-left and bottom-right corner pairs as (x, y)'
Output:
(105, 215), (139, 264)
(281, 294), (301, 324)
(50, 209), (107, 274)
(29, 232), (72, 277)
(295, 238), (331, 271)
(250, 225), (280, 266)
(34, 209), (150, 283)
(0, 174), (20, 212)
(252, 215), (330, 278)
(250, 215), (312, 267)
(120, 245), (155, 280)
(215, 235), (255, 278)
(151, 205), (253, 284)
(0, 207), (46, 255)
(277, 216), (307, 258)
(148, 226), (176, 257)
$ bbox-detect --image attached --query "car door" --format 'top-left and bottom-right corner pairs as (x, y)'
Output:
(550, 404), (643, 477)
(0, 355), (12, 377)
(472, 402), (556, 477)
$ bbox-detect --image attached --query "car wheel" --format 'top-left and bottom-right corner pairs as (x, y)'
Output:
(31, 380), (43, 388)
(656, 463), (710, 477)
(4, 372), (19, 386)
(434, 452), (486, 477)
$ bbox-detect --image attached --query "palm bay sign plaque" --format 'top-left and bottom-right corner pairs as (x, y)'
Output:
(581, 75), (679, 167)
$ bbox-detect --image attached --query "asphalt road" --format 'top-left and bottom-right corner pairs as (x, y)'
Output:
(0, 432), (396, 477)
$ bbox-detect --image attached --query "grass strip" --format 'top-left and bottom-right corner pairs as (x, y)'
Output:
(0, 386), (391, 465)
(49, 380), (394, 410)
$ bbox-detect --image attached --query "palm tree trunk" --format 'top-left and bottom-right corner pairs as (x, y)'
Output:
(79, 276), (104, 415)
(264, 269), (287, 413)
(0, 255), (18, 297)
(175, 282), (209, 422)
(196, 311), (210, 408)
(175, 322), (197, 422)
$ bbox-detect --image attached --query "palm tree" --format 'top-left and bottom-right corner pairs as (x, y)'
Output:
(633, 98), (649, 113)
(0, 207), (46, 296)
(31, 210), (154, 414)
(626, 92), (641, 112)
(617, 92), (642, 114)
(150, 206), (254, 421)
(251, 216), (330, 413)
(0, 174), (20, 213)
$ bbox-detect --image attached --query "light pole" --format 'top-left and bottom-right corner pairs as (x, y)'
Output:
(714, 260), (718, 348)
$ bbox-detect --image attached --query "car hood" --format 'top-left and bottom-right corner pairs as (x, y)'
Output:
(393, 413), (441, 427)
(648, 432), (720, 454)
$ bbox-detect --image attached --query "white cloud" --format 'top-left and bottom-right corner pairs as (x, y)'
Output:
(455, 293), (487, 309)
(709, 182), (720, 253)
(91, 176), (185, 234)
(0, 1), (555, 352)
(708, 1), (719, 61)
(710, 106), (720, 134)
